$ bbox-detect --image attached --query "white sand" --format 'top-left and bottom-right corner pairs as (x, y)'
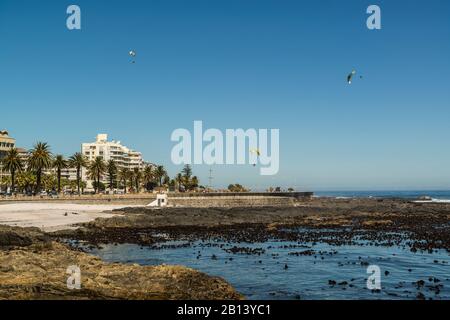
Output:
(0, 202), (139, 232)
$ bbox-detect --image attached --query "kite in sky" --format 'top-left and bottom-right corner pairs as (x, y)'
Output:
(347, 70), (356, 84)
(250, 148), (261, 167)
(129, 50), (136, 64)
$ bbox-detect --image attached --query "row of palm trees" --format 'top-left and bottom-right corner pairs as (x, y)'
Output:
(1, 142), (53, 194)
(87, 157), (170, 194)
(1, 142), (200, 195)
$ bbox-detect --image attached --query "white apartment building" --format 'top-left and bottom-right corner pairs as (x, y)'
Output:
(0, 130), (16, 183)
(81, 134), (146, 188)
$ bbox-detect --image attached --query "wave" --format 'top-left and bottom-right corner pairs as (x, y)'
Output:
(414, 198), (450, 203)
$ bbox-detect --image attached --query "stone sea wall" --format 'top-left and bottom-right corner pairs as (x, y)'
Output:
(168, 192), (314, 207)
(0, 192), (313, 207)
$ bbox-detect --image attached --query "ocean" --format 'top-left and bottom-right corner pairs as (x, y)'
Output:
(314, 190), (450, 202)
(84, 233), (450, 300)
(82, 189), (450, 300)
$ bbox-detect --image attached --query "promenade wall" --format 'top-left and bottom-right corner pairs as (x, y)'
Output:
(0, 192), (313, 207)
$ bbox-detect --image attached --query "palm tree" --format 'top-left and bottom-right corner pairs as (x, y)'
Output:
(163, 174), (170, 186)
(143, 165), (153, 192)
(106, 160), (118, 191)
(175, 173), (183, 192)
(118, 167), (130, 194)
(181, 164), (193, 190)
(53, 155), (67, 194)
(28, 142), (52, 193)
(1, 148), (23, 193)
(87, 157), (106, 194)
(69, 152), (88, 195)
(154, 165), (167, 187)
(191, 176), (199, 190)
(133, 167), (142, 193)
(80, 180), (87, 193)
(128, 170), (134, 193)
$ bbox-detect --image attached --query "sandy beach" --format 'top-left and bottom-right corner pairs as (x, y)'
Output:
(0, 202), (141, 232)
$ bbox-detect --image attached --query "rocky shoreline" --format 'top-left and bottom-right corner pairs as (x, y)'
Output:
(0, 225), (242, 300)
(1, 198), (449, 300)
(55, 198), (450, 253)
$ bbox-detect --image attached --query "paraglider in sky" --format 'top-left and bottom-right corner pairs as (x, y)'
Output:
(129, 50), (136, 64)
(250, 148), (261, 167)
(347, 70), (356, 84)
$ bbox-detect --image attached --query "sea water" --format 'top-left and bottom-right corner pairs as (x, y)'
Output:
(85, 238), (450, 300)
(314, 190), (450, 202)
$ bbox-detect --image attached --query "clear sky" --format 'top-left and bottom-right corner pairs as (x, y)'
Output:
(1, 0), (450, 191)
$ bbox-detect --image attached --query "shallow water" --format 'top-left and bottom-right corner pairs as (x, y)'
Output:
(84, 236), (450, 300)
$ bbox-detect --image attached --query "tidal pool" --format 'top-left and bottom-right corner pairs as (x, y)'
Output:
(83, 238), (450, 300)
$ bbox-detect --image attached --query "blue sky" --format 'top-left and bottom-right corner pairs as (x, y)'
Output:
(1, 0), (450, 190)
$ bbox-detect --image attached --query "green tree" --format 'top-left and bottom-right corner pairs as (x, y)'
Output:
(87, 157), (106, 194)
(133, 167), (142, 193)
(92, 181), (106, 192)
(143, 165), (154, 191)
(42, 174), (56, 192)
(180, 164), (195, 191)
(80, 180), (87, 193)
(69, 152), (88, 195)
(53, 154), (67, 194)
(191, 176), (199, 190)
(118, 167), (130, 194)
(181, 164), (192, 179)
(106, 160), (118, 191)
(28, 142), (52, 193)
(175, 173), (183, 192)
(60, 178), (70, 192)
(0, 176), (11, 193)
(1, 148), (23, 193)
(162, 174), (170, 186)
(154, 165), (167, 187)
(228, 184), (248, 193)
(16, 171), (36, 194)
(68, 180), (78, 193)
(168, 179), (176, 191)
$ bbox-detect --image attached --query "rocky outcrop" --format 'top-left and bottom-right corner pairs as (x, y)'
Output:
(0, 226), (242, 300)
(0, 226), (51, 248)
(56, 199), (450, 252)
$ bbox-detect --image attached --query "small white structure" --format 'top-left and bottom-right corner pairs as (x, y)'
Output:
(148, 194), (168, 207)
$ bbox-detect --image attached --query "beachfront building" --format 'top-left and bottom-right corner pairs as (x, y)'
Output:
(12, 148), (78, 181)
(0, 130), (17, 183)
(45, 167), (78, 181)
(0, 130), (15, 153)
(81, 134), (147, 189)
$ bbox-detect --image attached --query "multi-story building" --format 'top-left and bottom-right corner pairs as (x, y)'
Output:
(1, 130), (78, 191)
(81, 134), (146, 188)
(0, 130), (15, 153)
(14, 148), (78, 182)
(45, 167), (79, 181)
(2, 131), (150, 192)
(0, 130), (17, 182)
